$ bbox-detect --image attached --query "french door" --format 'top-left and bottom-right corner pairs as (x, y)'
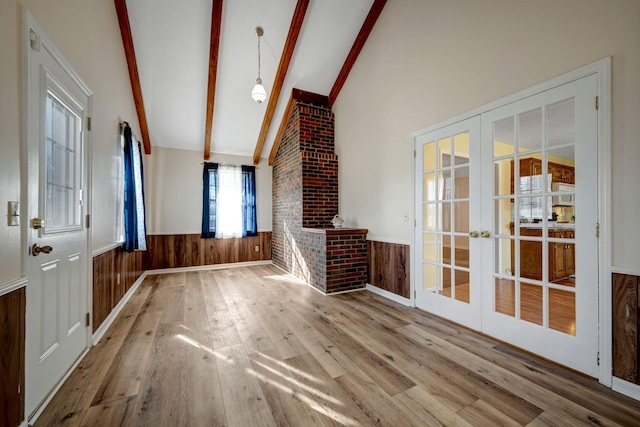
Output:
(414, 117), (482, 330)
(415, 74), (599, 376)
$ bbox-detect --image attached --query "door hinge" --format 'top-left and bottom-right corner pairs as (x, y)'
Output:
(85, 214), (91, 229)
(87, 117), (92, 131)
(86, 312), (91, 327)
(595, 96), (599, 110)
(597, 352), (600, 366)
(414, 149), (416, 158)
(29, 29), (41, 51)
(596, 223), (600, 238)
(414, 219), (416, 227)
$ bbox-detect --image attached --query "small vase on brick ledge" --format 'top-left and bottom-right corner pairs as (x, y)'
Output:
(331, 214), (344, 229)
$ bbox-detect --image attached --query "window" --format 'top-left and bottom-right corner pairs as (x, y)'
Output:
(123, 124), (147, 252)
(202, 163), (257, 238)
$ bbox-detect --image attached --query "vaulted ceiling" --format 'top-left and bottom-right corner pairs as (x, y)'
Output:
(115, 0), (386, 164)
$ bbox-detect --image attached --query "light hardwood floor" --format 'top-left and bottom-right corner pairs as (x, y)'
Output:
(35, 264), (640, 426)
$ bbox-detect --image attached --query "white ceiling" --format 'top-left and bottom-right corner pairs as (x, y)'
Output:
(126, 0), (375, 159)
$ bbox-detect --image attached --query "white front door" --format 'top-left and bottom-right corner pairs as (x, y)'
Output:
(414, 74), (599, 376)
(480, 74), (599, 376)
(24, 12), (91, 416)
(415, 116), (482, 330)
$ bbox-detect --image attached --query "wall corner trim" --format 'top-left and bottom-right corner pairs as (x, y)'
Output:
(92, 271), (148, 345)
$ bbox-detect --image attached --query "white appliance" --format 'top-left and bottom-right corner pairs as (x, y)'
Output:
(552, 182), (575, 206)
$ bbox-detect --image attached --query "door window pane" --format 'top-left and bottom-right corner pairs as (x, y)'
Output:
(546, 99), (575, 148)
(518, 108), (542, 152)
(520, 282), (543, 326)
(45, 92), (82, 231)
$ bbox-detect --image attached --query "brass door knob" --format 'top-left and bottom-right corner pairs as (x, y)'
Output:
(469, 231), (479, 238)
(480, 230), (491, 238)
(32, 244), (53, 256)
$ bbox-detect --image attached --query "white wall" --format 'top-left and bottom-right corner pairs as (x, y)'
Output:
(145, 147), (272, 235)
(334, 0), (640, 269)
(0, 0), (139, 286)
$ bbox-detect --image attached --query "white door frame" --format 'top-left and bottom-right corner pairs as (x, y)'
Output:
(410, 57), (612, 385)
(22, 8), (93, 420)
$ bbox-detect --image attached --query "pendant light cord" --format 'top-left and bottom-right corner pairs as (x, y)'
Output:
(257, 33), (261, 81)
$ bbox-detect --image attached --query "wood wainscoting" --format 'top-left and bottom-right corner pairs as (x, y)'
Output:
(368, 240), (410, 298)
(93, 247), (145, 332)
(0, 287), (25, 427)
(143, 232), (272, 270)
(613, 272), (640, 384)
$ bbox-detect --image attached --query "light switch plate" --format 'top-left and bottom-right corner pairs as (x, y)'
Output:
(8, 201), (19, 226)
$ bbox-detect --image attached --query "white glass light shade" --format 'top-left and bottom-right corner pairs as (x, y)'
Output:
(252, 78), (267, 104)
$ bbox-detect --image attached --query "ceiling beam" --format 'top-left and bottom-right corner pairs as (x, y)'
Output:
(203, 0), (224, 161)
(114, 0), (152, 155)
(328, 0), (387, 107)
(268, 89), (329, 165)
(252, 0), (310, 165)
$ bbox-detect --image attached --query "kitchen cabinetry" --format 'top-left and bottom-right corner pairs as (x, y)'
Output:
(550, 163), (574, 184)
(510, 158), (575, 194)
(510, 226), (575, 282)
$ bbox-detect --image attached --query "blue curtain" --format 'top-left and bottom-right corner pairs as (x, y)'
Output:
(242, 165), (258, 237)
(201, 162), (218, 238)
(123, 123), (147, 252)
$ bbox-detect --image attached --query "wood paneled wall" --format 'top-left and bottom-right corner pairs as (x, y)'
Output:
(368, 240), (410, 298)
(143, 232), (272, 270)
(613, 272), (639, 384)
(92, 247), (144, 332)
(0, 288), (25, 427)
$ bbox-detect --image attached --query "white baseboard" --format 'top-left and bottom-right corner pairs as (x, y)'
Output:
(612, 377), (640, 401)
(366, 283), (412, 306)
(92, 271), (148, 345)
(268, 262), (367, 296)
(145, 260), (273, 275)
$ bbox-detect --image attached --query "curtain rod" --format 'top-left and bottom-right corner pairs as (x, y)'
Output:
(201, 162), (259, 169)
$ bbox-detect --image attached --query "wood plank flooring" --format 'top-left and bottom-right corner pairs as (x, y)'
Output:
(35, 264), (640, 427)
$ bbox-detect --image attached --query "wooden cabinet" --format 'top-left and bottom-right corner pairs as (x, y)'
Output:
(0, 288), (25, 427)
(510, 158), (575, 195)
(511, 227), (575, 282)
(550, 230), (575, 281)
(549, 162), (575, 184)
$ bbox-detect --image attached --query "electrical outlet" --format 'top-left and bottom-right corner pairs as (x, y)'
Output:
(255, 245), (260, 252)
(8, 202), (19, 226)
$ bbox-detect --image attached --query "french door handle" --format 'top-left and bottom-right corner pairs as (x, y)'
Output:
(480, 230), (491, 238)
(469, 231), (479, 238)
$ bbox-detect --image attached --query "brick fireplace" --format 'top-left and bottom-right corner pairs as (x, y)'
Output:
(272, 90), (367, 294)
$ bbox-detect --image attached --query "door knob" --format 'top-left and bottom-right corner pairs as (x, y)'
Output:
(32, 243), (53, 256)
(469, 231), (479, 238)
(480, 230), (491, 238)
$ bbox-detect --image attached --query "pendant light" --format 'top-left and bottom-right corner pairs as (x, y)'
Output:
(251, 27), (267, 104)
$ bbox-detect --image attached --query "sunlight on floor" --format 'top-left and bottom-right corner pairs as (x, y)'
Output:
(251, 359), (341, 405)
(246, 368), (359, 426)
(256, 351), (324, 384)
(175, 334), (234, 365)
